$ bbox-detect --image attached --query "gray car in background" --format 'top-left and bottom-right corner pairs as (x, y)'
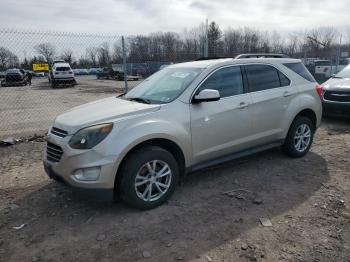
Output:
(43, 57), (322, 210)
(321, 65), (350, 117)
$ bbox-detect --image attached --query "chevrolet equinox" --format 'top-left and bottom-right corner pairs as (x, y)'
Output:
(44, 58), (322, 210)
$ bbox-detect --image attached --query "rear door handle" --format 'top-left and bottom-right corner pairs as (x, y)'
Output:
(238, 102), (249, 109)
(283, 91), (292, 97)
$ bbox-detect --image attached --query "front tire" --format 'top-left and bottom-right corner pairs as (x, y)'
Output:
(282, 116), (314, 158)
(120, 146), (179, 210)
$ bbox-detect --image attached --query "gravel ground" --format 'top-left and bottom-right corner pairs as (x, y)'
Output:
(0, 76), (139, 138)
(0, 118), (349, 262)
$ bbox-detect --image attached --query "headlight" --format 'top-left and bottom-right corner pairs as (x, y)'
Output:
(69, 123), (113, 149)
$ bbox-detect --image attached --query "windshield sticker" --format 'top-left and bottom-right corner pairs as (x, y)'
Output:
(171, 72), (190, 78)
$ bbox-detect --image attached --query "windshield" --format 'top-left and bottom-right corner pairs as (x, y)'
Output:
(125, 67), (202, 104)
(334, 66), (350, 79)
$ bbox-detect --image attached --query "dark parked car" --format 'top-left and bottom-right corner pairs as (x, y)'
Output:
(321, 65), (350, 117)
(96, 67), (123, 80)
(1, 69), (28, 87)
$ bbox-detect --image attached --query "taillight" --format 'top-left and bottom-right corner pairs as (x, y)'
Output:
(316, 84), (323, 99)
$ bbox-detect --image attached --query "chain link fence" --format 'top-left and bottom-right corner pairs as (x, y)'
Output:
(0, 29), (206, 138)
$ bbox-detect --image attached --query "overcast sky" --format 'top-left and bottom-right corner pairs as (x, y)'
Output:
(1, 0), (349, 35)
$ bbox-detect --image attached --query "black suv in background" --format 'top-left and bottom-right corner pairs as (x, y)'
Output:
(96, 67), (123, 80)
(1, 69), (29, 87)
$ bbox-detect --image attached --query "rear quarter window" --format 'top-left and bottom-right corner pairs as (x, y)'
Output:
(283, 63), (316, 82)
(245, 64), (282, 92)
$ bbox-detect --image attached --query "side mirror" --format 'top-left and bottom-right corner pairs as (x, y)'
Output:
(193, 89), (220, 103)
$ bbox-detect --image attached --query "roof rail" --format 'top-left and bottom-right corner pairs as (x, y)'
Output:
(195, 57), (232, 61)
(235, 53), (289, 59)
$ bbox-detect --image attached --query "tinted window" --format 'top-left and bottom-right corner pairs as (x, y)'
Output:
(199, 66), (243, 97)
(340, 59), (349, 66)
(315, 61), (331, 66)
(245, 65), (280, 92)
(283, 62), (315, 82)
(56, 67), (70, 71)
(278, 71), (291, 86)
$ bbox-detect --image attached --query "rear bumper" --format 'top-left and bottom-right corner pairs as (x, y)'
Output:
(322, 101), (350, 118)
(52, 78), (75, 83)
(43, 159), (114, 202)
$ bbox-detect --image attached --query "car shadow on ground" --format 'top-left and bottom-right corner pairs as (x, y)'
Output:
(1, 148), (329, 261)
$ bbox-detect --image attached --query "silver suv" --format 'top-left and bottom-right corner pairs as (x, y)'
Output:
(44, 58), (322, 209)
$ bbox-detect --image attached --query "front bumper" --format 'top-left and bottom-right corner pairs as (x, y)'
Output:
(43, 160), (114, 201)
(43, 133), (118, 201)
(323, 101), (350, 118)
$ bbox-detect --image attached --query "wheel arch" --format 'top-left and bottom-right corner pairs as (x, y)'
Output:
(293, 108), (317, 129)
(114, 138), (186, 195)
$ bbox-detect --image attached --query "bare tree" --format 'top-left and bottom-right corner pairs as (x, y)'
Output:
(0, 47), (19, 70)
(86, 47), (98, 67)
(97, 42), (111, 66)
(61, 49), (73, 64)
(34, 43), (56, 63)
(306, 27), (337, 56)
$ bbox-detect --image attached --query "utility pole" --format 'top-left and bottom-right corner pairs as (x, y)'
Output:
(336, 34), (342, 73)
(204, 18), (209, 58)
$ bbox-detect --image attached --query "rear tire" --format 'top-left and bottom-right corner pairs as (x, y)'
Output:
(119, 146), (179, 210)
(282, 116), (314, 158)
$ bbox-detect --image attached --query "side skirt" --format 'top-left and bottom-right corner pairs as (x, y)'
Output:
(189, 140), (284, 173)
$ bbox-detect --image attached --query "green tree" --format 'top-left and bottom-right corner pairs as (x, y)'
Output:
(208, 21), (223, 57)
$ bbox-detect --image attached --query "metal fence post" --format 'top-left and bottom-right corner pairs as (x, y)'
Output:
(122, 36), (128, 93)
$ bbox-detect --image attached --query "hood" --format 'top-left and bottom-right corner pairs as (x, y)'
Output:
(322, 78), (350, 91)
(54, 97), (161, 134)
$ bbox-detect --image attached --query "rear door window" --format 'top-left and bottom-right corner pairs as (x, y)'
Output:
(283, 62), (315, 82)
(245, 64), (281, 92)
(199, 66), (244, 98)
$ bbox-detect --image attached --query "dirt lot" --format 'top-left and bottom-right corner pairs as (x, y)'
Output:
(0, 76), (140, 138)
(0, 117), (349, 262)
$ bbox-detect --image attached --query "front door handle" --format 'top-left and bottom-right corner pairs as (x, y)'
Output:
(238, 102), (248, 109)
(283, 91), (292, 97)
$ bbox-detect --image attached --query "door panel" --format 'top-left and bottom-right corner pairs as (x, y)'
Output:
(190, 94), (253, 164)
(244, 64), (296, 144)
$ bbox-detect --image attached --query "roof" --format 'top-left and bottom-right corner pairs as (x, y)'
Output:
(53, 62), (71, 68)
(6, 68), (22, 74)
(168, 58), (301, 69)
(169, 59), (234, 69)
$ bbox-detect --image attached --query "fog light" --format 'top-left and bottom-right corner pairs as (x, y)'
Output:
(73, 167), (101, 181)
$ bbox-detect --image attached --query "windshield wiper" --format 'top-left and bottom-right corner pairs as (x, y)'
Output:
(127, 97), (151, 104)
(116, 92), (126, 98)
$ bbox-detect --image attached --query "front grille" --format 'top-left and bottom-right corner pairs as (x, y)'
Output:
(51, 127), (68, 138)
(324, 90), (350, 103)
(47, 142), (63, 162)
